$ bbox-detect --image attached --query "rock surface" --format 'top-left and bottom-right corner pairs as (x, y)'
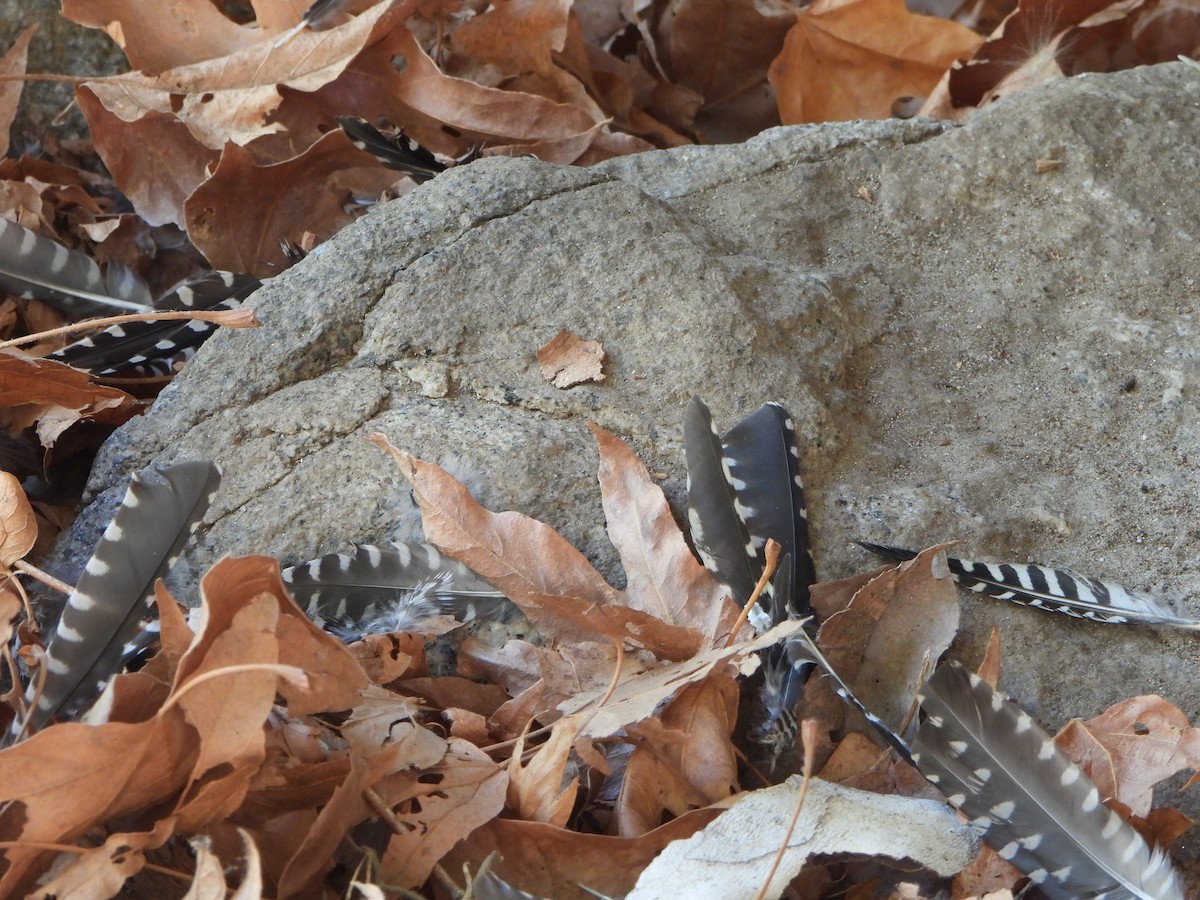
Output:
(56, 64), (1200, 775)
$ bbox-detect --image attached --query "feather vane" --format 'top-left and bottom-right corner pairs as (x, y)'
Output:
(0, 216), (153, 316)
(50, 271), (260, 375)
(281, 541), (508, 641)
(913, 662), (1186, 900)
(858, 542), (1200, 630)
(17, 461), (220, 737)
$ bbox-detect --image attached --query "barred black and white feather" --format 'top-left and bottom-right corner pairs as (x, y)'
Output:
(337, 116), (478, 184)
(0, 216), (153, 316)
(49, 271), (261, 376)
(858, 543), (1200, 630)
(281, 541), (509, 642)
(794, 631), (1187, 899)
(14, 461), (220, 739)
(913, 662), (1186, 900)
(684, 397), (816, 759)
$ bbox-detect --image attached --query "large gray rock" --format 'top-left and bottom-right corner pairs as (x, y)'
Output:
(58, 65), (1200, 765)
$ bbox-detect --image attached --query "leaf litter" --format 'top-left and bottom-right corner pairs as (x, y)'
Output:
(0, 424), (1194, 898)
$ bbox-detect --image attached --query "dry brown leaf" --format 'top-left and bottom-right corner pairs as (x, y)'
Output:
(370, 433), (704, 660)
(976, 626), (1002, 687)
(26, 819), (175, 900)
(537, 329), (606, 388)
(0, 352), (140, 449)
(555, 619), (802, 739)
(0, 26), (35, 159)
(508, 715), (583, 826)
(1055, 694), (1200, 817)
(951, 844), (1024, 898)
(654, 0), (794, 108)
(61, 0), (262, 73)
(276, 741), (425, 896)
(375, 737), (509, 889)
(768, 0), (983, 124)
(439, 807), (724, 900)
(449, 0), (573, 78)
(813, 545), (959, 736)
(615, 674), (739, 837)
(184, 829), (264, 900)
(817, 731), (939, 799)
(591, 423), (744, 644)
(0, 471), (36, 566)
(183, 131), (391, 276)
(340, 684), (440, 753)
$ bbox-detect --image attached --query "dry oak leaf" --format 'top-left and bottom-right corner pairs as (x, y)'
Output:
(369, 432), (704, 660)
(616, 673), (740, 838)
(0, 470), (36, 566)
(0, 351), (140, 449)
(25, 818), (176, 900)
(768, 0), (983, 124)
(1055, 693), (1200, 817)
(537, 329), (606, 388)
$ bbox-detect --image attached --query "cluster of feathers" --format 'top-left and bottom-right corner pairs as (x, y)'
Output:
(7, 394), (1194, 897)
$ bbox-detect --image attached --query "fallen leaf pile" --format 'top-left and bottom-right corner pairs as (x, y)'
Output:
(0, 426), (1196, 898)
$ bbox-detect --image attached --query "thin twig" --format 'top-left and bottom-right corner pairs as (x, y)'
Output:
(724, 539), (780, 648)
(755, 718), (820, 900)
(13, 560), (74, 596)
(0, 308), (259, 351)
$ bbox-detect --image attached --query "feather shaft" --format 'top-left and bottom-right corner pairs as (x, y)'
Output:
(0, 217), (153, 316)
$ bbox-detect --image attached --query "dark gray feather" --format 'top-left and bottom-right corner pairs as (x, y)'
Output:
(683, 397), (760, 611)
(858, 542), (1200, 630)
(914, 662), (1186, 900)
(17, 461), (220, 736)
(0, 216), (153, 316)
(720, 402), (815, 617)
(337, 116), (450, 184)
(281, 541), (509, 642)
(49, 271), (260, 376)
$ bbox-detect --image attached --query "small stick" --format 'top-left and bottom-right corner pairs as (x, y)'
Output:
(724, 539), (780, 648)
(0, 308), (258, 351)
(755, 718), (819, 900)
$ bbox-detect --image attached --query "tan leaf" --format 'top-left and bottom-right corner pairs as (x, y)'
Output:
(1055, 694), (1200, 816)
(811, 545), (959, 737)
(449, 0), (573, 78)
(438, 807), (723, 900)
(591, 423), (743, 644)
(768, 0), (983, 124)
(976, 626), (1002, 687)
(0, 352), (140, 449)
(555, 619), (802, 739)
(0, 471), (36, 566)
(25, 819), (175, 900)
(537, 329), (606, 388)
(375, 737), (509, 889)
(616, 674), (739, 837)
(61, 0), (261, 73)
(655, 0), (794, 107)
(508, 716), (583, 826)
(370, 433), (704, 660)
(183, 131), (392, 276)
(0, 26), (36, 159)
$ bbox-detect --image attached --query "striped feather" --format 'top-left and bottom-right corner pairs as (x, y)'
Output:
(16, 461), (220, 737)
(337, 117), (451, 184)
(281, 541), (508, 642)
(913, 662), (1186, 900)
(0, 216), (153, 316)
(49, 271), (260, 376)
(858, 543), (1200, 630)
